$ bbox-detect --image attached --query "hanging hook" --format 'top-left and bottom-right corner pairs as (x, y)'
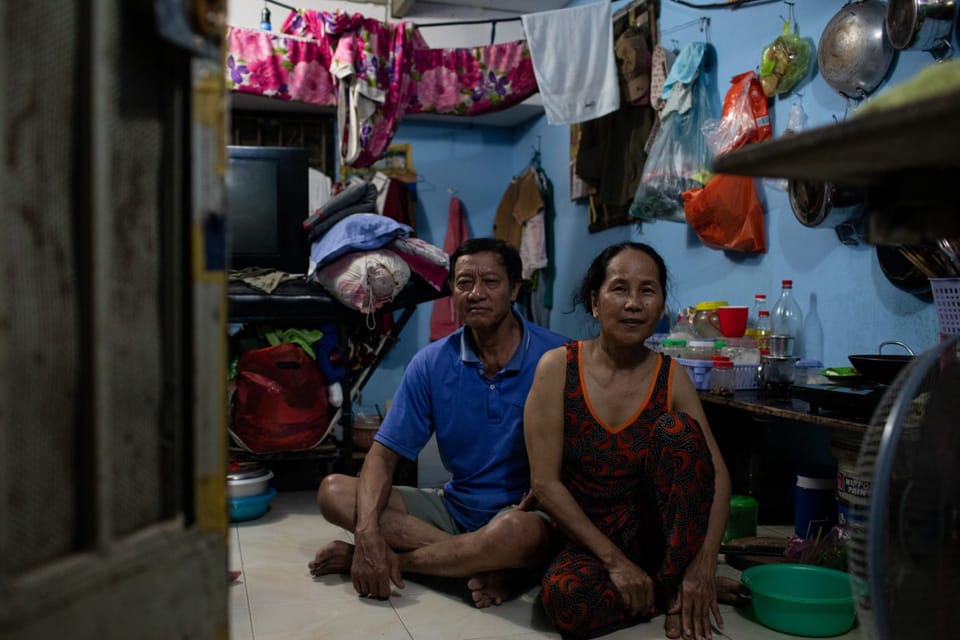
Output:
(530, 136), (542, 169)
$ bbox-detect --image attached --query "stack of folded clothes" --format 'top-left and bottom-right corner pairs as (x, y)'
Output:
(302, 182), (379, 243)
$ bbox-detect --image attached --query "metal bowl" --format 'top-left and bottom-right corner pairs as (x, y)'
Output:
(227, 465), (275, 498)
(819, 0), (897, 98)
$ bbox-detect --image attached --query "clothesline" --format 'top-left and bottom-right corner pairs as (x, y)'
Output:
(261, 0), (631, 31)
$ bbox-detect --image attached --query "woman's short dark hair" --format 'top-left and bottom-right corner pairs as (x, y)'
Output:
(574, 242), (668, 313)
(449, 238), (523, 288)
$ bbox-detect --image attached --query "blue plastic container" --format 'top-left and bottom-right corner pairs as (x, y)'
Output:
(229, 487), (277, 522)
(795, 466), (837, 539)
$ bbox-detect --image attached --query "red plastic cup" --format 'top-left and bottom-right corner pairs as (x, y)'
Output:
(717, 306), (749, 338)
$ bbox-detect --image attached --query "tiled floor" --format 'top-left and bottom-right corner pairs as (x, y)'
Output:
(229, 490), (863, 640)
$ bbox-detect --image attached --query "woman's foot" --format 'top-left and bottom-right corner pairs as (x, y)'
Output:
(664, 589), (683, 639)
(467, 571), (514, 608)
(716, 575), (751, 607)
(308, 540), (355, 577)
(664, 611), (683, 639)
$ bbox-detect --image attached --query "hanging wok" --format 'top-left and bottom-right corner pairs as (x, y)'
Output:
(819, 0), (897, 98)
(848, 341), (915, 384)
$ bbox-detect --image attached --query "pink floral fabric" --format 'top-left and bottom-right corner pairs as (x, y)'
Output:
(226, 11), (540, 166)
(408, 41), (537, 116)
(226, 27), (336, 106)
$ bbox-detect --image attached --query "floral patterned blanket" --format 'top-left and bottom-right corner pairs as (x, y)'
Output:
(226, 11), (538, 166)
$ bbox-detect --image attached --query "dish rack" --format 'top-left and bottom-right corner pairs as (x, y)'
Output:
(676, 357), (759, 391)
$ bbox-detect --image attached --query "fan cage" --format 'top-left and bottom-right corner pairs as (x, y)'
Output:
(848, 337), (959, 640)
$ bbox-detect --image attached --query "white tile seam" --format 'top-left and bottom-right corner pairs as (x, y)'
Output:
(235, 523), (256, 639)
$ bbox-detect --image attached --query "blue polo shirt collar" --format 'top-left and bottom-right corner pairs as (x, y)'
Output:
(460, 312), (529, 374)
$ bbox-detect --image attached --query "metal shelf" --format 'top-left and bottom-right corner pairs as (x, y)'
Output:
(712, 89), (960, 186)
(230, 91), (545, 128)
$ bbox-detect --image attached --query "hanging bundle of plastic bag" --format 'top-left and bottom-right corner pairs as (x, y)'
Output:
(758, 19), (813, 98)
(682, 71), (771, 254)
(629, 42), (714, 223)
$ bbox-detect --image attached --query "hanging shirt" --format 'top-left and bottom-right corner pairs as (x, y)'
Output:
(429, 197), (468, 341)
(492, 168), (544, 253)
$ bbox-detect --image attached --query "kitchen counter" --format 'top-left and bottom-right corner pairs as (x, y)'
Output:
(699, 389), (869, 434)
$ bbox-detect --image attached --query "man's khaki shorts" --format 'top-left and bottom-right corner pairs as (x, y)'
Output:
(394, 485), (551, 535)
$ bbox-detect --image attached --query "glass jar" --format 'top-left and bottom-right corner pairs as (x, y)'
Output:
(693, 301), (728, 338)
(686, 339), (718, 360)
(709, 360), (736, 396)
(661, 339), (687, 359)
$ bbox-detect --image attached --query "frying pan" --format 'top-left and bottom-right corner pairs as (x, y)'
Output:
(848, 341), (915, 384)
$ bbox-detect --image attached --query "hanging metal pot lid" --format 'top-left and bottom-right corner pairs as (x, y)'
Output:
(819, 0), (897, 99)
(886, 0), (958, 53)
(788, 179), (864, 228)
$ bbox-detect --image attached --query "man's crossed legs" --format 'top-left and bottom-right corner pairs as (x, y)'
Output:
(308, 473), (552, 608)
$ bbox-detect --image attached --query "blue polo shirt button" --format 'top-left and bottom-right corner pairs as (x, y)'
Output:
(489, 384), (495, 390)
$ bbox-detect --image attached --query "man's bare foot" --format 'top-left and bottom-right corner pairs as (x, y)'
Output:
(716, 575), (751, 607)
(308, 540), (354, 577)
(467, 571), (514, 608)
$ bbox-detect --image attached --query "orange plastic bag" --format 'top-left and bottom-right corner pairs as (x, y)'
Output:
(683, 70), (769, 253)
(683, 175), (766, 254)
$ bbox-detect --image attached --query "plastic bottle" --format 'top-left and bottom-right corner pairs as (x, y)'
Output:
(755, 310), (772, 352)
(803, 293), (824, 365)
(260, 6), (272, 30)
(771, 279), (804, 352)
(749, 294), (768, 331)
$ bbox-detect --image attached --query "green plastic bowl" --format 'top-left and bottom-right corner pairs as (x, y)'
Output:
(741, 563), (856, 637)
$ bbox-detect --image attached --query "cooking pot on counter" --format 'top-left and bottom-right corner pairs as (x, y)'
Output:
(819, 0), (897, 98)
(886, 0), (958, 53)
(848, 340), (915, 384)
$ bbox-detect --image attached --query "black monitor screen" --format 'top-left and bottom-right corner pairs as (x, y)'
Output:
(226, 146), (309, 274)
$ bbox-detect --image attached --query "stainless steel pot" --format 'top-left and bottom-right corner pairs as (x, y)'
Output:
(788, 179), (865, 228)
(886, 0), (958, 52)
(819, 0), (897, 98)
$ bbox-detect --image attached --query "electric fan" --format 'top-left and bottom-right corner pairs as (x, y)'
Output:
(848, 335), (960, 639)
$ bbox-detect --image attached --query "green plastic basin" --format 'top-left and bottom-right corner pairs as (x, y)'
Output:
(741, 563), (856, 637)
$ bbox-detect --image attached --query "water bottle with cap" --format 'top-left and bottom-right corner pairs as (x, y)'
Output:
(755, 310), (772, 352)
(749, 293), (767, 330)
(771, 280), (803, 355)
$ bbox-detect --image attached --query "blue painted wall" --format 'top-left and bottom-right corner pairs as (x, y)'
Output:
(360, 0), (948, 412)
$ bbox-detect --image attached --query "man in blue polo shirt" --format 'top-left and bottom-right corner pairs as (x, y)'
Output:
(309, 238), (568, 608)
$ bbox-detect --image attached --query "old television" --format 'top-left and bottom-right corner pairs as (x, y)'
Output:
(226, 145), (310, 274)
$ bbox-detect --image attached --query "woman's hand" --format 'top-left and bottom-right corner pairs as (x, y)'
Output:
(675, 555), (721, 640)
(351, 530), (403, 599)
(608, 559), (656, 617)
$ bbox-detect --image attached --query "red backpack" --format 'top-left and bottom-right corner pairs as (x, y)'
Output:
(233, 343), (330, 453)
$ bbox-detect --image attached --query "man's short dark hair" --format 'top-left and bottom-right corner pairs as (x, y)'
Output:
(448, 238), (523, 288)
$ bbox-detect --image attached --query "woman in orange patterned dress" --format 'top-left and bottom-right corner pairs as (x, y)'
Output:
(524, 242), (731, 640)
